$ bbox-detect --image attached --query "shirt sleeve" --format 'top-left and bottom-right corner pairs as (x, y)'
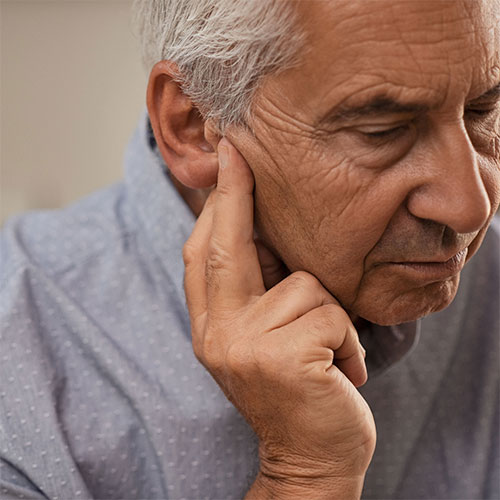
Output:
(1, 262), (93, 499)
(0, 460), (48, 499)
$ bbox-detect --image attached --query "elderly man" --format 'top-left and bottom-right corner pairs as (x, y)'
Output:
(1, 0), (499, 499)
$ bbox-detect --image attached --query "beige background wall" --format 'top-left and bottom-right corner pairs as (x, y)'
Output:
(1, 0), (146, 225)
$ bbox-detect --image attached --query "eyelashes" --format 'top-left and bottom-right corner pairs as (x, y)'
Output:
(359, 106), (499, 145)
(464, 106), (498, 119)
(360, 125), (409, 140)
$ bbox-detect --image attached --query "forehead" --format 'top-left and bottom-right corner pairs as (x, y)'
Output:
(264, 0), (500, 114)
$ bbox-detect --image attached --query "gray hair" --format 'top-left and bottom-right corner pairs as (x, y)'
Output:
(132, 0), (305, 131)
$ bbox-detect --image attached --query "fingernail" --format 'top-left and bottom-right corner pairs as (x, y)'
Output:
(218, 139), (229, 170)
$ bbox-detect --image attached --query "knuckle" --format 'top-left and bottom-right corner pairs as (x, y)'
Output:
(195, 330), (224, 372)
(253, 341), (281, 372)
(321, 303), (349, 324)
(318, 304), (352, 341)
(303, 314), (336, 343)
(202, 348), (223, 374)
(225, 343), (248, 374)
(191, 337), (205, 363)
(206, 241), (232, 270)
(214, 180), (232, 197)
(287, 270), (321, 290)
(205, 243), (232, 285)
(182, 240), (198, 267)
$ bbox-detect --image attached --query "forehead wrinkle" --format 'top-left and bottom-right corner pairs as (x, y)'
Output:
(254, 0), (500, 136)
(252, 90), (315, 138)
(254, 0), (500, 135)
(245, 119), (292, 191)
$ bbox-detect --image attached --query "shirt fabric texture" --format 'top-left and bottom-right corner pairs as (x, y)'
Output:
(1, 112), (499, 500)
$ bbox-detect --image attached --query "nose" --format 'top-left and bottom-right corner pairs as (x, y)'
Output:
(406, 125), (491, 235)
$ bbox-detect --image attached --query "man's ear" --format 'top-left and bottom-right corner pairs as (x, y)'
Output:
(147, 61), (220, 188)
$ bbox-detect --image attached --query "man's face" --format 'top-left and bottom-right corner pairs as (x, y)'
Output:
(228, 0), (500, 325)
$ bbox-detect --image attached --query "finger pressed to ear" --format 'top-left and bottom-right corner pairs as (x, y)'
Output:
(206, 138), (266, 310)
(183, 191), (217, 330)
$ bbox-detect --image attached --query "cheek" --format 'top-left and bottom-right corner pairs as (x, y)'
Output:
(252, 152), (409, 305)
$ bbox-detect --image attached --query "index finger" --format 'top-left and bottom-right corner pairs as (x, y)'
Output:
(183, 191), (216, 331)
(206, 138), (266, 311)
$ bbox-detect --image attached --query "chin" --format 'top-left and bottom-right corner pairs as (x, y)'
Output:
(352, 275), (461, 326)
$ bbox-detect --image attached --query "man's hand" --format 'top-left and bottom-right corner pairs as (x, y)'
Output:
(183, 138), (376, 499)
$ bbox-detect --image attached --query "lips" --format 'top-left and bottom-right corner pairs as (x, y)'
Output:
(385, 247), (469, 283)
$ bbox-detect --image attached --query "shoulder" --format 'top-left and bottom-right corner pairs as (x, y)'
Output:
(1, 183), (133, 287)
(0, 181), (145, 344)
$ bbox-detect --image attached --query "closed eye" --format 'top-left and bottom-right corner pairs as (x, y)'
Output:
(360, 124), (409, 140)
(465, 98), (499, 118)
(465, 107), (497, 117)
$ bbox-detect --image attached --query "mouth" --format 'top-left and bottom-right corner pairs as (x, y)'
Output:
(386, 247), (469, 283)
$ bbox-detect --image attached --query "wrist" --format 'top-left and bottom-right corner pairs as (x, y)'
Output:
(246, 471), (365, 500)
(246, 444), (370, 500)
(257, 441), (373, 483)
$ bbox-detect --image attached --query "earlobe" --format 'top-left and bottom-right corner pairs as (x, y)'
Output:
(146, 60), (219, 189)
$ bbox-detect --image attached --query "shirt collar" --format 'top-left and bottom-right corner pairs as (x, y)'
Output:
(124, 111), (420, 376)
(359, 320), (421, 378)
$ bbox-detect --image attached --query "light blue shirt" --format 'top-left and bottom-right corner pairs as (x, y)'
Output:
(1, 113), (498, 499)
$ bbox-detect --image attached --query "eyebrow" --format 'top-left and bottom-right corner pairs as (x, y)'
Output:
(316, 96), (430, 128)
(470, 82), (500, 102)
(315, 81), (500, 129)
